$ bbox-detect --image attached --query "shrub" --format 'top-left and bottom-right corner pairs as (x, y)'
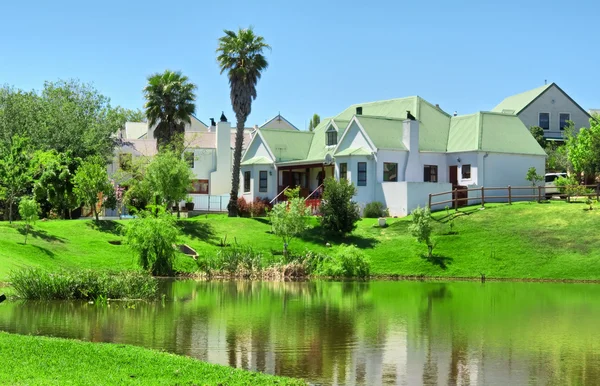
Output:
(9, 269), (157, 300)
(250, 197), (272, 217)
(270, 188), (309, 256)
(18, 197), (40, 244)
(363, 201), (386, 218)
(125, 207), (180, 276)
(237, 197), (251, 217)
(196, 245), (275, 278)
(316, 245), (370, 278)
(409, 206), (434, 258)
(320, 177), (361, 235)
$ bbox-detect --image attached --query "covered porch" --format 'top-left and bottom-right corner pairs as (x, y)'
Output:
(274, 162), (335, 209)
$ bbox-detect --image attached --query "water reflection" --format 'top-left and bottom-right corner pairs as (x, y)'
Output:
(1, 280), (600, 385)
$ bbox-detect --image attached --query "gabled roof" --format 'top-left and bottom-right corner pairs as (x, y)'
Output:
(241, 156), (273, 165)
(355, 116), (406, 150)
(259, 128), (313, 162)
(259, 114), (299, 131)
(492, 84), (553, 114)
(335, 147), (372, 156)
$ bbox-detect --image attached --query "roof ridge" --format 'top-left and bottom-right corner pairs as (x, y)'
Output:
(356, 115), (407, 122)
(259, 128), (314, 135)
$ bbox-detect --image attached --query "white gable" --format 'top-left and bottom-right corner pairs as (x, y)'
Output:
(336, 120), (375, 153)
(242, 134), (274, 162)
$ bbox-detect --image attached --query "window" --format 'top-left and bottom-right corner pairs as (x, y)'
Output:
(184, 152), (195, 168)
(383, 163), (398, 182)
(118, 153), (132, 171)
(259, 171), (268, 192)
(539, 113), (550, 130)
(357, 162), (367, 186)
(339, 163), (347, 180)
(424, 165), (438, 182)
(326, 129), (338, 146)
(461, 164), (471, 179)
(559, 113), (571, 131)
(244, 171), (251, 192)
(190, 179), (209, 194)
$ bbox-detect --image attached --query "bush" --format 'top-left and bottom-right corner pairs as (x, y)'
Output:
(196, 245), (278, 278)
(409, 206), (434, 258)
(9, 269), (158, 300)
(125, 208), (180, 276)
(270, 188), (309, 256)
(237, 197), (251, 217)
(320, 177), (361, 235)
(18, 197), (40, 244)
(316, 245), (370, 278)
(363, 201), (386, 218)
(237, 197), (272, 217)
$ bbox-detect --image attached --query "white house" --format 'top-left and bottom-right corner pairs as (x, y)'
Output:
(240, 96), (546, 216)
(493, 83), (591, 140)
(109, 113), (297, 197)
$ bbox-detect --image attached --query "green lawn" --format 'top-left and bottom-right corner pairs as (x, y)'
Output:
(0, 332), (305, 385)
(1, 200), (600, 281)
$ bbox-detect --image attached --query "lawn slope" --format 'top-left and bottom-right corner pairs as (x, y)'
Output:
(0, 332), (305, 385)
(1, 201), (599, 281)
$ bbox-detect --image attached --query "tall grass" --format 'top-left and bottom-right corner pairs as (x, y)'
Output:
(9, 269), (158, 300)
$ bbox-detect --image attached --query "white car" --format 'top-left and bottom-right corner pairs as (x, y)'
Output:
(545, 173), (567, 198)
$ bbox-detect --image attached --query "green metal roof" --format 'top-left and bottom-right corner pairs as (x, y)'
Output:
(259, 128), (313, 162)
(241, 156), (273, 165)
(355, 116), (406, 150)
(334, 147), (373, 156)
(492, 84), (552, 114)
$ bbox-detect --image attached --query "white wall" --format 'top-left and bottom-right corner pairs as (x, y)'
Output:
(483, 153), (545, 188)
(210, 121), (233, 195)
(446, 152), (481, 185)
(188, 149), (216, 179)
(339, 121), (374, 151)
(243, 135), (273, 161)
(519, 85), (590, 137)
(404, 182), (453, 217)
(239, 165), (277, 203)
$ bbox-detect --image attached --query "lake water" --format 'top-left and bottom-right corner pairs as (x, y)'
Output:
(1, 280), (599, 385)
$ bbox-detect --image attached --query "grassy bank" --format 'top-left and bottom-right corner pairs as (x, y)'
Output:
(0, 332), (304, 385)
(1, 200), (599, 280)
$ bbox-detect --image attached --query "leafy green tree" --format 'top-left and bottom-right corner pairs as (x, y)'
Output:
(143, 70), (196, 152)
(545, 143), (569, 172)
(32, 151), (80, 219)
(18, 197), (40, 244)
(217, 27), (270, 217)
(320, 177), (361, 235)
(145, 150), (192, 211)
(529, 126), (546, 149)
(125, 208), (180, 276)
(526, 167), (544, 200)
(0, 135), (33, 222)
(73, 157), (114, 222)
(566, 120), (600, 180)
(308, 114), (321, 131)
(409, 206), (434, 258)
(269, 188), (309, 257)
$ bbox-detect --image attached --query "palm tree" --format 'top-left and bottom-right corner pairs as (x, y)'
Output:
(216, 28), (270, 217)
(143, 70), (196, 152)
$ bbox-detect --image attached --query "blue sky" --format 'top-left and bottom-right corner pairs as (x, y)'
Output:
(1, 0), (598, 129)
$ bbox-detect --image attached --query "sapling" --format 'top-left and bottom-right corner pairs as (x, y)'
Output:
(18, 197), (40, 244)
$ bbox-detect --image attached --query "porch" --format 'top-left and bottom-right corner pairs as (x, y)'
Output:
(276, 162), (335, 199)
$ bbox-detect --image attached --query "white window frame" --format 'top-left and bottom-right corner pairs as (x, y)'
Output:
(558, 112), (571, 131)
(538, 112), (550, 131)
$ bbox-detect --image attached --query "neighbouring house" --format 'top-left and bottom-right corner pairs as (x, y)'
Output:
(108, 112), (297, 199)
(240, 96), (546, 216)
(492, 83), (591, 141)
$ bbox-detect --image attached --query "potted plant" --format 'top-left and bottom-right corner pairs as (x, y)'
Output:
(185, 196), (195, 211)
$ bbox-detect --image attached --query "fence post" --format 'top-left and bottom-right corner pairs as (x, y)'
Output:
(508, 185), (512, 205)
(538, 185), (542, 203)
(453, 188), (457, 209)
(428, 194), (432, 209)
(208, 196), (211, 212)
(481, 186), (485, 208)
(220, 196), (223, 211)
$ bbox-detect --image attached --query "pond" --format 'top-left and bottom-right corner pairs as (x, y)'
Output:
(1, 280), (599, 385)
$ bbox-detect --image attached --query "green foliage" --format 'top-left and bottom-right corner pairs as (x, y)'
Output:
(363, 201), (386, 218)
(525, 167), (544, 186)
(197, 244), (271, 276)
(216, 27), (270, 217)
(0, 135), (33, 222)
(18, 197), (40, 244)
(529, 126), (546, 148)
(316, 245), (370, 278)
(9, 269), (157, 300)
(125, 208), (180, 276)
(145, 150), (192, 210)
(409, 206), (434, 258)
(32, 150), (80, 218)
(545, 143), (569, 172)
(320, 177), (361, 235)
(566, 119), (600, 176)
(269, 187), (309, 254)
(308, 113), (320, 131)
(73, 157), (113, 222)
(143, 70), (197, 151)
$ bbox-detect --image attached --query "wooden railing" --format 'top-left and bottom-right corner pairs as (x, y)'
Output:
(270, 186), (289, 204)
(428, 185), (600, 210)
(306, 184), (323, 200)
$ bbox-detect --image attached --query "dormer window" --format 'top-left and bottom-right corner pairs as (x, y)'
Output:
(326, 126), (338, 146)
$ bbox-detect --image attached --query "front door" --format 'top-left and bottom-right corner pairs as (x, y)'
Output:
(449, 165), (458, 186)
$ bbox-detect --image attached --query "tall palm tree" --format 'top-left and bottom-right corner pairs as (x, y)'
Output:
(216, 27), (270, 217)
(143, 70), (196, 152)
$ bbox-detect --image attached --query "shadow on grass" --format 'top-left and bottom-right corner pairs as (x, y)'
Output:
(31, 244), (55, 258)
(86, 220), (124, 236)
(17, 228), (64, 243)
(299, 226), (379, 249)
(422, 254), (453, 269)
(251, 217), (270, 225)
(177, 221), (217, 243)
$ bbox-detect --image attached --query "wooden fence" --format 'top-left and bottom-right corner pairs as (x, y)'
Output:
(428, 185), (600, 210)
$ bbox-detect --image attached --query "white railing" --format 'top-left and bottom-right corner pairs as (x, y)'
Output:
(186, 194), (230, 212)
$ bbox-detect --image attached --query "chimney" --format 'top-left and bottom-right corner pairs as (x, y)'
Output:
(453, 111), (457, 117)
(356, 106), (362, 115)
(402, 118), (421, 182)
(435, 104), (440, 109)
(220, 111), (228, 122)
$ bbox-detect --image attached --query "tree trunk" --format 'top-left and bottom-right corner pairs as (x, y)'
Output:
(8, 196), (13, 224)
(228, 115), (247, 217)
(93, 204), (99, 223)
(24, 223), (28, 245)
